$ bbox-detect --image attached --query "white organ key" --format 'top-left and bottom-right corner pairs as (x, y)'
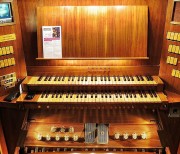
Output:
(135, 91), (142, 102)
(63, 76), (69, 84)
(28, 76), (39, 84)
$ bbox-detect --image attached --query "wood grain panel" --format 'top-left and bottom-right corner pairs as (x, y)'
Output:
(158, 110), (180, 154)
(27, 66), (159, 76)
(0, 108), (26, 154)
(159, 0), (180, 94)
(17, 0), (167, 74)
(37, 6), (148, 58)
(27, 109), (157, 124)
(172, 2), (180, 22)
(0, 118), (8, 154)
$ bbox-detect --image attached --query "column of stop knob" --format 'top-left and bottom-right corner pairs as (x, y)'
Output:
(37, 126), (79, 141)
(114, 132), (147, 140)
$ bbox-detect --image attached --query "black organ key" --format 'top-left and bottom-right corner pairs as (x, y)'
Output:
(148, 75), (153, 81)
(139, 75), (144, 81)
(133, 91), (136, 98)
(136, 75), (140, 81)
(57, 76), (61, 81)
(95, 76), (97, 81)
(148, 90), (154, 97)
(66, 93), (69, 98)
(95, 93), (97, 98)
(45, 91), (49, 98)
(90, 92), (93, 98)
(72, 76), (75, 81)
(44, 76), (48, 81)
(60, 93), (63, 98)
(78, 76), (81, 81)
(125, 91), (128, 98)
(139, 91), (143, 98)
(145, 76), (150, 81)
(48, 76), (52, 81)
(119, 91), (122, 98)
(127, 76), (130, 81)
(117, 76), (121, 81)
(62, 76), (65, 81)
(108, 76), (111, 81)
(130, 76), (134, 81)
(80, 93), (83, 98)
(85, 76), (88, 81)
(142, 91), (147, 98)
(101, 76), (103, 81)
(129, 91), (132, 98)
(55, 91), (59, 98)
(91, 76), (93, 81)
(114, 76), (117, 81)
(41, 91), (46, 98)
(68, 76), (71, 81)
(37, 76), (43, 81)
(152, 90), (157, 97)
(123, 76), (126, 81)
(104, 76), (107, 81)
(54, 76), (58, 81)
(81, 76), (84, 81)
(51, 94), (54, 98)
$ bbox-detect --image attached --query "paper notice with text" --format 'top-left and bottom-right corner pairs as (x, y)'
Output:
(42, 26), (62, 58)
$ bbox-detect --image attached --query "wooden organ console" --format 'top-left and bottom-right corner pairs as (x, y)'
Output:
(0, 0), (180, 154)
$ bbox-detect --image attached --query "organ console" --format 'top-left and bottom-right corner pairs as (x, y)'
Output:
(0, 0), (180, 154)
(13, 74), (167, 153)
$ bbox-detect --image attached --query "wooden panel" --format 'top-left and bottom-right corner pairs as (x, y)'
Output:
(159, 0), (180, 94)
(0, 118), (8, 154)
(27, 109), (157, 124)
(172, 1), (180, 22)
(17, 0), (167, 75)
(0, 108), (26, 154)
(37, 6), (148, 58)
(27, 66), (159, 76)
(158, 110), (180, 154)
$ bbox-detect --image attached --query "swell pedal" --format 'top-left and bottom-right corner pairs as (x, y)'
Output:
(97, 124), (109, 144)
(84, 123), (96, 143)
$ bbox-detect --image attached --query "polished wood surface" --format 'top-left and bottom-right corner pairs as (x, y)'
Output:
(17, 0), (167, 75)
(159, 0), (180, 94)
(158, 110), (180, 154)
(0, 118), (8, 154)
(0, 108), (26, 154)
(37, 6), (148, 58)
(22, 109), (158, 124)
(27, 66), (160, 76)
(172, 2), (180, 22)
